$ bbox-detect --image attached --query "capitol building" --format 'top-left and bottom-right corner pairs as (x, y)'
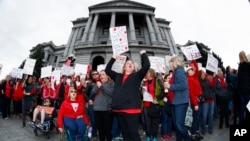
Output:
(31, 0), (181, 71)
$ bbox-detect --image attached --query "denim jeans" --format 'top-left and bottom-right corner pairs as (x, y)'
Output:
(161, 106), (173, 136)
(191, 102), (203, 134)
(112, 115), (121, 138)
(64, 117), (87, 141)
(172, 103), (190, 141)
(88, 105), (97, 137)
(201, 101), (214, 133)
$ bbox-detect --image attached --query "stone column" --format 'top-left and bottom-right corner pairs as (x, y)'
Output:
(81, 14), (93, 42)
(129, 12), (137, 45)
(145, 14), (157, 44)
(108, 12), (116, 45)
(88, 13), (99, 42)
(151, 15), (163, 43)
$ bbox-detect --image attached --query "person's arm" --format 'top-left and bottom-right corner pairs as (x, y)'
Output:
(57, 102), (65, 132)
(105, 55), (119, 80)
(138, 50), (150, 80)
(101, 81), (114, 97)
(169, 69), (188, 91)
(89, 84), (98, 101)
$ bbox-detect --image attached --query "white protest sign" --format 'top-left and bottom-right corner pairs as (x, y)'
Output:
(97, 64), (107, 72)
(149, 56), (166, 73)
(51, 69), (61, 82)
(74, 64), (88, 75)
(198, 63), (202, 70)
(165, 55), (171, 71)
(11, 68), (24, 79)
(110, 26), (129, 55)
(206, 54), (218, 73)
(23, 58), (36, 75)
(142, 88), (153, 102)
(112, 55), (127, 73)
(41, 65), (52, 78)
(180, 44), (202, 60)
(61, 64), (73, 76)
(0, 64), (2, 76)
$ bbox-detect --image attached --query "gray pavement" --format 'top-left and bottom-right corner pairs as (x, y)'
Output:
(0, 116), (230, 141)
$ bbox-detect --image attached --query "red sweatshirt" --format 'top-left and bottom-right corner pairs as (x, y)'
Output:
(57, 98), (89, 128)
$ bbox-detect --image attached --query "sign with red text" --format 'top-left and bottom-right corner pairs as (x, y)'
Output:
(110, 26), (129, 55)
(206, 54), (218, 73)
(181, 44), (202, 60)
(149, 56), (166, 73)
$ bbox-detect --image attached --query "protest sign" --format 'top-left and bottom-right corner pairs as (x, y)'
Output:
(110, 26), (129, 55)
(206, 54), (218, 73)
(74, 64), (88, 75)
(11, 68), (24, 79)
(23, 58), (36, 75)
(41, 65), (52, 78)
(97, 64), (107, 72)
(181, 44), (202, 60)
(112, 55), (127, 73)
(61, 64), (73, 76)
(149, 56), (166, 73)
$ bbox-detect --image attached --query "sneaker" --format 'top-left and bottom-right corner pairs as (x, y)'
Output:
(161, 135), (168, 140)
(28, 121), (36, 128)
(36, 124), (44, 130)
(4, 117), (8, 120)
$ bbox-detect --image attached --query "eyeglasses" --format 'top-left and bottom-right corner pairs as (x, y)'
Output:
(92, 73), (99, 76)
(45, 101), (50, 103)
(70, 90), (76, 93)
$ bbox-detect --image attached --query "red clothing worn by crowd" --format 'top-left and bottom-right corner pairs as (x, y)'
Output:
(43, 85), (56, 100)
(12, 81), (24, 101)
(187, 60), (203, 106)
(55, 82), (69, 100)
(57, 96), (89, 128)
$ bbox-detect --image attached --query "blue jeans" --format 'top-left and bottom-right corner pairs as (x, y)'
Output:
(64, 117), (87, 141)
(112, 115), (121, 138)
(239, 94), (250, 125)
(172, 103), (190, 141)
(201, 101), (214, 133)
(191, 102), (202, 134)
(161, 107), (173, 136)
(88, 105), (97, 137)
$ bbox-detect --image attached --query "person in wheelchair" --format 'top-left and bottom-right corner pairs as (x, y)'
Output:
(28, 98), (56, 130)
(58, 86), (90, 141)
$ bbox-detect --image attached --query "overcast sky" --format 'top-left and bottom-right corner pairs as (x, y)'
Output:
(1, 0), (250, 79)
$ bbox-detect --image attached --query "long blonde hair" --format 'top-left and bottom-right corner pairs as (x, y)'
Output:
(239, 51), (249, 63)
(169, 55), (185, 70)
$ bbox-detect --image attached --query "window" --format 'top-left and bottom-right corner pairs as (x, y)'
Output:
(103, 27), (109, 35)
(47, 54), (51, 61)
(54, 56), (58, 63)
(135, 27), (141, 35)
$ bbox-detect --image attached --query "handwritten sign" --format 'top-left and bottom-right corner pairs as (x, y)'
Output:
(206, 54), (218, 73)
(41, 65), (52, 78)
(149, 56), (166, 73)
(11, 68), (24, 79)
(112, 55), (127, 73)
(110, 26), (129, 55)
(23, 58), (36, 75)
(180, 44), (202, 60)
(51, 69), (61, 82)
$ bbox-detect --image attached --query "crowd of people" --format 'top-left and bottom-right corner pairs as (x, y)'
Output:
(0, 50), (250, 141)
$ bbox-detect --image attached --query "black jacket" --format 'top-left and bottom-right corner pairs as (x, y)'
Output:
(105, 53), (150, 110)
(238, 62), (250, 95)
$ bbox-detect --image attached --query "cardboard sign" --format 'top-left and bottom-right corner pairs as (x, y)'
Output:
(206, 54), (218, 73)
(61, 64), (73, 76)
(110, 26), (129, 55)
(11, 68), (24, 79)
(37, 106), (54, 115)
(149, 56), (166, 73)
(181, 44), (202, 60)
(74, 64), (88, 75)
(23, 58), (36, 75)
(41, 65), (52, 78)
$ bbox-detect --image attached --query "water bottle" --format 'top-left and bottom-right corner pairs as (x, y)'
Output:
(87, 127), (92, 138)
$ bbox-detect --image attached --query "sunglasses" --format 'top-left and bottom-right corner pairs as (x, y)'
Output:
(92, 73), (99, 76)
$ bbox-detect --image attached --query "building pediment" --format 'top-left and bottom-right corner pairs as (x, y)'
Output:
(89, 0), (155, 11)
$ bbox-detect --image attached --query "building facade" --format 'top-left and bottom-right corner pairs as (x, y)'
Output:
(31, 0), (181, 71)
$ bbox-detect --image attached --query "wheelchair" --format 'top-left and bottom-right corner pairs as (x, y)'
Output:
(59, 127), (89, 141)
(33, 117), (58, 139)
